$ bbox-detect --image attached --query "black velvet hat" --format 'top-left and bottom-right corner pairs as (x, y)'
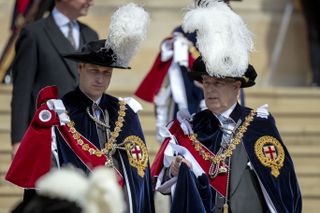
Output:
(64, 39), (130, 69)
(64, 3), (150, 70)
(11, 195), (82, 213)
(189, 56), (257, 88)
(183, 0), (255, 88)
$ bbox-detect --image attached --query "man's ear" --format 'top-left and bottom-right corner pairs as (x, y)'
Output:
(77, 63), (84, 73)
(234, 80), (242, 90)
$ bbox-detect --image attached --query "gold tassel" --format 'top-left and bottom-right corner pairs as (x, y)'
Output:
(223, 203), (228, 213)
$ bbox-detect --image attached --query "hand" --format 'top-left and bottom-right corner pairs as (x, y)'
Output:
(169, 155), (192, 177)
(11, 142), (21, 160)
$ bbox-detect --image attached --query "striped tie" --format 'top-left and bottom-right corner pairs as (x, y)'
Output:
(67, 22), (76, 48)
(218, 115), (235, 148)
(92, 103), (107, 148)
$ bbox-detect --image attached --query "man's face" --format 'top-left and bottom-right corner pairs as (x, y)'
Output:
(61, 0), (94, 19)
(202, 75), (241, 114)
(78, 63), (113, 101)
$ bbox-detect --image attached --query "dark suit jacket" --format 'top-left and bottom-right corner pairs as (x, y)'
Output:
(11, 15), (98, 144)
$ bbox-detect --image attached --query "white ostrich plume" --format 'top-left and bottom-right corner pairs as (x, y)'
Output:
(36, 167), (89, 205)
(105, 3), (150, 67)
(83, 167), (126, 213)
(182, 1), (254, 77)
(36, 167), (125, 213)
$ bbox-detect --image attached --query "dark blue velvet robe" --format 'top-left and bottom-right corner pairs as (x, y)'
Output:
(171, 104), (302, 213)
(55, 88), (155, 213)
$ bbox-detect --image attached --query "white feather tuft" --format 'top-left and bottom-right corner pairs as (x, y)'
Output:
(83, 167), (126, 213)
(105, 3), (150, 67)
(182, 1), (254, 77)
(36, 167), (89, 206)
(36, 167), (125, 213)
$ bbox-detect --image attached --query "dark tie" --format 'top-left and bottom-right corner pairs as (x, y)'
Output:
(92, 103), (109, 148)
(67, 22), (76, 48)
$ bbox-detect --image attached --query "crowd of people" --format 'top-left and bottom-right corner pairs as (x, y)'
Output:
(3, 0), (302, 212)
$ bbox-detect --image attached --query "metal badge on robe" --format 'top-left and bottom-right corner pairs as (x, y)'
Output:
(39, 110), (52, 122)
(124, 135), (148, 177)
(254, 135), (285, 177)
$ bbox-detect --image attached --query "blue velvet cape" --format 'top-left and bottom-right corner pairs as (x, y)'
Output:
(55, 88), (155, 213)
(171, 104), (302, 213)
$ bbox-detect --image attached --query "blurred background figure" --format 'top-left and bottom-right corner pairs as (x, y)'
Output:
(134, 25), (204, 142)
(10, 0), (98, 158)
(0, 0), (55, 84)
(300, 0), (320, 86)
(11, 0), (54, 32)
(11, 167), (125, 213)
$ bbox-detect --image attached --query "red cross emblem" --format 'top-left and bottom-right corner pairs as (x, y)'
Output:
(263, 145), (277, 160)
(131, 145), (142, 160)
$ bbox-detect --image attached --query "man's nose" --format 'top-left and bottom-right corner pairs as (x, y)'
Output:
(206, 84), (216, 92)
(95, 73), (105, 82)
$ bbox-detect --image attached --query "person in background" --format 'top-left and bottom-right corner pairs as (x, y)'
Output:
(11, 0), (98, 157)
(151, 1), (302, 212)
(10, 0), (55, 32)
(0, 0), (55, 84)
(134, 25), (204, 142)
(6, 4), (155, 213)
(11, 167), (125, 213)
(300, 0), (320, 86)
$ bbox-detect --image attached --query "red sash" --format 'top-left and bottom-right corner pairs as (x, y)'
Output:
(151, 121), (228, 197)
(134, 37), (197, 103)
(57, 124), (124, 187)
(6, 86), (124, 188)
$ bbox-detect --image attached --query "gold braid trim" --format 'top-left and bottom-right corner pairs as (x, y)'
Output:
(190, 46), (200, 59)
(66, 100), (127, 158)
(189, 110), (256, 164)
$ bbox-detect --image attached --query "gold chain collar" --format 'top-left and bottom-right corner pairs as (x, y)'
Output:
(67, 100), (127, 158)
(189, 110), (256, 164)
(86, 107), (109, 128)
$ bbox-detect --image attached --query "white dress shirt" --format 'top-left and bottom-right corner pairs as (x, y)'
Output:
(52, 7), (80, 49)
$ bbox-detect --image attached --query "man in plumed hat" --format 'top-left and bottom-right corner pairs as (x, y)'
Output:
(6, 3), (155, 213)
(151, 1), (301, 212)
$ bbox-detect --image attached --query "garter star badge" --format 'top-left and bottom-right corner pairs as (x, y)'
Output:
(254, 136), (285, 178)
(124, 135), (148, 177)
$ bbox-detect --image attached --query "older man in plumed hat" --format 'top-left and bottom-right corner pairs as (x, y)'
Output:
(6, 3), (155, 213)
(151, 0), (302, 212)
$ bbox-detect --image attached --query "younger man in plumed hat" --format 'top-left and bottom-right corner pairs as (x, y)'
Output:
(151, 0), (302, 212)
(6, 3), (155, 213)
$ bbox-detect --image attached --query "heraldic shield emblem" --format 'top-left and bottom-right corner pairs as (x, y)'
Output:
(124, 135), (148, 177)
(254, 135), (285, 178)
